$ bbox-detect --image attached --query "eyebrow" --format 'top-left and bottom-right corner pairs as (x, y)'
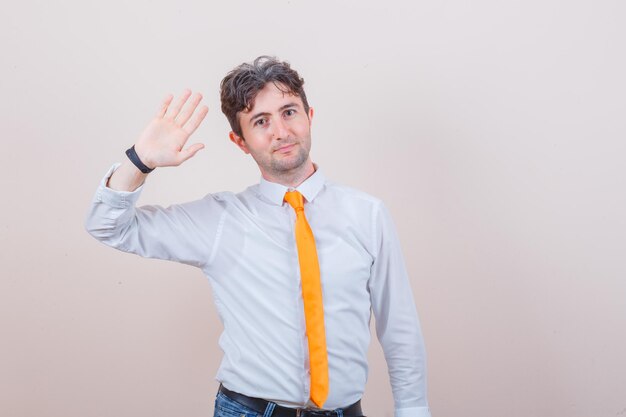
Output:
(248, 102), (300, 125)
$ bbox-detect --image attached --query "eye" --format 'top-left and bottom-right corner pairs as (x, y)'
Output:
(284, 109), (296, 117)
(254, 118), (267, 127)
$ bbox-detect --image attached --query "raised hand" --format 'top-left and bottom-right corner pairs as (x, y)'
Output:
(134, 89), (209, 169)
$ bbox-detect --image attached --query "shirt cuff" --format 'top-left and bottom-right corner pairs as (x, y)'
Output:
(395, 406), (432, 417)
(95, 162), (145, 209)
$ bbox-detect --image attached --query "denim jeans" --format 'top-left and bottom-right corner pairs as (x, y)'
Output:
(213, 391), (275, 417)
(213, 391), (365, 417)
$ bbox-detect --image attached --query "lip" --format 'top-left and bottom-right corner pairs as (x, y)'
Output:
(274, 143), (296, 153)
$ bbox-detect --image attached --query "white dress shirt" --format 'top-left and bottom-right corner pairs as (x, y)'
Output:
(85, 163), (431, 417)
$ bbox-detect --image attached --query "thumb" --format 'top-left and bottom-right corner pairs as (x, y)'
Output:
(178, 142), (205, 164)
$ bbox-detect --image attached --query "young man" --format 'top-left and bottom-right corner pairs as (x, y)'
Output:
(85, 56), (431, 417)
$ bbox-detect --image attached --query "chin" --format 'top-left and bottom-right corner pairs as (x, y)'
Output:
(271, 153), (309, 172)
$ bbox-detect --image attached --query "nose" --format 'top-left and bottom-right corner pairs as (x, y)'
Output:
(272, 117), (290, 140)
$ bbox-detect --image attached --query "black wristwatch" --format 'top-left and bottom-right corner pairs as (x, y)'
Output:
(125, 145), (154, 174)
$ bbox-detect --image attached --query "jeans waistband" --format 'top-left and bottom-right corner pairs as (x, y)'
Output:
(218, 384), (363, 417)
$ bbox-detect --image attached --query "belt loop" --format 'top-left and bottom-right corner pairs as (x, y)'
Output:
(336, 409), (343, 417)
(262, 401), (276, 417)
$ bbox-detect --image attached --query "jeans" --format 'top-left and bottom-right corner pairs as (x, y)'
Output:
(213, 391), (275, 417)
(213, 391), (366, 417)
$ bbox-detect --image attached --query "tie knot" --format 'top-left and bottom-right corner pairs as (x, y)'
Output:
(284, 190), (304, 210)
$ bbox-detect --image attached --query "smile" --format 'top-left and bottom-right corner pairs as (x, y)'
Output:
(274, 143), (296, 153)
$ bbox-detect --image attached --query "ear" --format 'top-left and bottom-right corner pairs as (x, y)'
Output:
(229, 131), (249, 154)
(308, 106), (314, 123)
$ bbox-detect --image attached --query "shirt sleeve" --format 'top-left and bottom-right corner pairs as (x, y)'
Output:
(368, 202), (431, 417)
(84, 163), (225, 269)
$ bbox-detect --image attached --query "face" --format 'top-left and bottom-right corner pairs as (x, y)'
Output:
(229, 82), (314, 182)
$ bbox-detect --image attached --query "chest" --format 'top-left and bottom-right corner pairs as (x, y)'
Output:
(206, 203), (375, 297)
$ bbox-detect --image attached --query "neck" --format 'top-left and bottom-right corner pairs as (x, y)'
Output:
(262, 160), (316, 188)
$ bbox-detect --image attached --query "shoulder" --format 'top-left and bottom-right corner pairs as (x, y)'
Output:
(197, 185), (256, 204)
(205, 190), (239, 202)
(322, 180), (384, 209)
(201, 186), (263, 211)
(168, 191), (240, 215)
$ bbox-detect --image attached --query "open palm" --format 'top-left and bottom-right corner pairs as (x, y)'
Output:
(135, 89), (209, 168)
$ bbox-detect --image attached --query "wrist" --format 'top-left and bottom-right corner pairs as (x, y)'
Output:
(125, 145), (154, 173)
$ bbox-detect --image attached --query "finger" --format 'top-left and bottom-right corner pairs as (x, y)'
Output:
(183, 105), (209, 136)
(177, 143), (205, 164)
(156, 94), (174, 118)
(175, 92), (203, 126)
(165, 89), (192, 120)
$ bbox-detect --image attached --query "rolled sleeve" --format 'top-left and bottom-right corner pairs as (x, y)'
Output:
(94, 163), (145, 209)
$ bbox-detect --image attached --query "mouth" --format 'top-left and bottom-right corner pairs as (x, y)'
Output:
(274, 143), (296, 153)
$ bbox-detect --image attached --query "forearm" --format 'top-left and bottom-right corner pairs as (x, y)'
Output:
(106, 157), (149, 192)
(377, 296), (430, 416)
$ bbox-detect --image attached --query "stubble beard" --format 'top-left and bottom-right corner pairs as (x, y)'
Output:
(269, 142), (309, 175)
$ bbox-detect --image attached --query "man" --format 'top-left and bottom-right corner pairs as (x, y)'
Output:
(85, 56), (431, 417)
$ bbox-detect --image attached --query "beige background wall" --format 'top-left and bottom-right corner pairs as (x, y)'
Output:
(1, 1), (625, 416)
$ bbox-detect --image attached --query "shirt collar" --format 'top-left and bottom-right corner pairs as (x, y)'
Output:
(258, 164), (326, 206)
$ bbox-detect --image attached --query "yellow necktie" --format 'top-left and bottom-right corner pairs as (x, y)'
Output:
(284, 190), (329, 408)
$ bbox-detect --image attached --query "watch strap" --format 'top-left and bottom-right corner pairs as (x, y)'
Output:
(125, 145), (154, 174)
